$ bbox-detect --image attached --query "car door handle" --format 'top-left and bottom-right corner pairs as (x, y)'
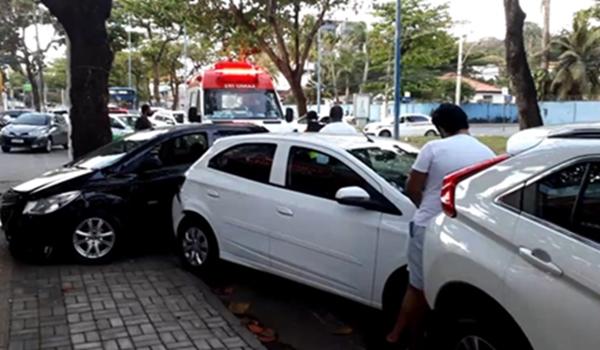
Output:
(207, 190), (220, 199)
(518, 247), (563, 277)
(276, 206), (294, 217)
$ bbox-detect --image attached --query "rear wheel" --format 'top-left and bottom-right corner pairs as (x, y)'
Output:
(436, 302), (532, 350)
(379, 130), (392, 138)
(1, 146), (10, 153)
(177, 218), (218, 273)
(425, 130), (438, 137)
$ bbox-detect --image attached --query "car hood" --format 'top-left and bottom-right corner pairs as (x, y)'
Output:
(3, 124), (48, 135)
(13, 167), (95, 195)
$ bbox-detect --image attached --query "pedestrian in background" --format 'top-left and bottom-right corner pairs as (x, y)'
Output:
(305, 110), (323, 132)
(319, 105), (357, 135)
(386, 103), (495, 349)
(135, 104), (153, 131)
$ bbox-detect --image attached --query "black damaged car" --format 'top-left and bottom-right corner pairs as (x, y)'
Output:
(0, 123), (267, 263)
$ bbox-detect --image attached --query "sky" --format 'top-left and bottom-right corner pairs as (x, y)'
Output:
(30, 0), (598, 63)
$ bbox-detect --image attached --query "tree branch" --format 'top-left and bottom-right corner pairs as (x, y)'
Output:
(267, 0), (291, 67)
(299, 0), (330, 75)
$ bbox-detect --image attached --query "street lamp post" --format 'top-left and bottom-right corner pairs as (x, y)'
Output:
(316, 23), (336, 115)
(393, 0), (402, 140)
(455, 35), (465, 106)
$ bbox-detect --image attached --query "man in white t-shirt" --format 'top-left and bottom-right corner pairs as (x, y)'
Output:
(386, 104), (495, 348)
(319, 106), (357, 135)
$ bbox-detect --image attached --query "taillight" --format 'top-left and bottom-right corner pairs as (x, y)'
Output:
(441, 154), (510, 218)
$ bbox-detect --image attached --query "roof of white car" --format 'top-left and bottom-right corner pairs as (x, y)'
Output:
(508, 122), (600, 155)
(220, 132), (420, 153)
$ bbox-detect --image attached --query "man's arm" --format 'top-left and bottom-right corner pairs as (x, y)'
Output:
(405, 169), (428, 207)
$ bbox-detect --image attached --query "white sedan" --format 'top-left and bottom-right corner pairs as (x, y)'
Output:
(173, 133), (419, 310)
(364, 114), (438, 137)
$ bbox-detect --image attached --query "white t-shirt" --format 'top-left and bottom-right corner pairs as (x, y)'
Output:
(319, 122), (358, 135)
(411, 134), (495, 227)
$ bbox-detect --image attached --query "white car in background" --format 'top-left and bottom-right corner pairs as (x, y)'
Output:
(363, 114), (438, 137)
(173, 133), (420, 311)
(109, 115), (134, 140)
(151, 109), (185, 127)
(424, 123), (600, 350)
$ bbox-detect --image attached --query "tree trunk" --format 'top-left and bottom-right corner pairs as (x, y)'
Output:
(25, 65), (41, 111)
(289, 78), (307, 117)
(345, 76), (350, 104)
(153, 63), (161, 105)
(504, 0), (543, 129)
(330, 61), (338, 103)
(42, 0), (113, 159)
(360, 42), (369, 93)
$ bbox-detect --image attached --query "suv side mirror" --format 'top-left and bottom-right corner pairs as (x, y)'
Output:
(285, 108), (294, 123)
(188, 107), (201, 123)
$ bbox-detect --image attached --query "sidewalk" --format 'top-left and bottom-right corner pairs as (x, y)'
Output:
(0, 240), (264, 350)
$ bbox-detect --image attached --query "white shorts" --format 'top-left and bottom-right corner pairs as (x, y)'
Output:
(408, 222), (426, 290)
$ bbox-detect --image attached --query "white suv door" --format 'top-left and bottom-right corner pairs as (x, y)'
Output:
(266, 145), (404, 303)
(501, 160), (600, 350)
(197, 142), (279, 269)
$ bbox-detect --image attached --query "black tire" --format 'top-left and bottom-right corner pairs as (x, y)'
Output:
(425, 130), (438, 137)
(177, 217), (218, 274)
(69, 213), (119, 264)
(63, 142), (69, 150)
(379, 130), (392, 138)
(44, 138), (53, 153)
(436, 303), (532, 350)
(381, 269), (408, 326)
(1, 146), (10, 153)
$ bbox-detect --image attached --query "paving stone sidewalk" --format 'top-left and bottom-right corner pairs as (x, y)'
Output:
(0, 247), (264, 350)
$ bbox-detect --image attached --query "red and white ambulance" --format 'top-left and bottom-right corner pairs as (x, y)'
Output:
(184, 60), (295, 132)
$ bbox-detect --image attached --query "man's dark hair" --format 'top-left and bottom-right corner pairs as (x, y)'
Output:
(141, 104), (151, 115)
(431, 103), (469, 135)
(307, 110), (319, 121)
(329, 105), (344, 122)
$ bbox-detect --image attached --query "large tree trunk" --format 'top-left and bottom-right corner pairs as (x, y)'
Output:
(42, 0), (113, 160)
(25, 65), (41, 111)
(289, 78), (307, 117)
(504, 0), (543, 129)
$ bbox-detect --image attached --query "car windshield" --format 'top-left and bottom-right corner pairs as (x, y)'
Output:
(13, 113), (49, 126)
(349, 146), (417, 191)
(204, 89), (283, 120)
(73, 129), (168, 169)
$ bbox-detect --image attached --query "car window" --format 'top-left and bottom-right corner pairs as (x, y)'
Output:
(575, 163), (600, 243)
(349, 146), (416, 191)
(286, 147), (370, 200)
(157, 133), (209, 167)
(521, 163), (587, 232)
(209, 143), (276, 184)
(110, 118), (124, 129)
(406, 116), (429, 123)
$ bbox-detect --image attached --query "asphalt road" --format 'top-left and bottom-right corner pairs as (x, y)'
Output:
(0, 147), (70, 194)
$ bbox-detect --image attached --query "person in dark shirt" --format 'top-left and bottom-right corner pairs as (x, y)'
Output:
(305, 111), (323, 132)
(135, 104), (153, 131)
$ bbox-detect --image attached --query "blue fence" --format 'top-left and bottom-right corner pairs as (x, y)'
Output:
(290, 101), (600, 125)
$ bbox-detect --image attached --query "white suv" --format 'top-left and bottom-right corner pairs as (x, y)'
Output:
(424, 124), (600, 350)
(173, 133), (419, 310)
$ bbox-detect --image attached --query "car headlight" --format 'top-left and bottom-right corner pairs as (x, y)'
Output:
(23, 191), (81, 215)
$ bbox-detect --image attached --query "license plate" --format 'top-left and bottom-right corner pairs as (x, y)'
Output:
(11, 139), (24, 144)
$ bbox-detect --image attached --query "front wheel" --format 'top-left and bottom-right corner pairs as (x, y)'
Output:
(70, 215), (119, 264)
(425, 130), (438, 137)
(177, 218), (218, 273)
(379, 130), (392, 138)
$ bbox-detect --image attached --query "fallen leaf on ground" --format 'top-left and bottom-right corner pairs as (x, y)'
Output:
(228, 302), (251, 315)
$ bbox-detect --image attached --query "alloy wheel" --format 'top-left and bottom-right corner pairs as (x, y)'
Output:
(73, 217), (116, 260)
(455, 335), (497, 350)
(182, 227), (209, 267)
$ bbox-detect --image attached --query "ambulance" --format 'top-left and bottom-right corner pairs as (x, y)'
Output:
(184, 60), (295, 132)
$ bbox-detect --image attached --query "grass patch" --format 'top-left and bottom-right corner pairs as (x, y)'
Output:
(403, 136), (508, 155)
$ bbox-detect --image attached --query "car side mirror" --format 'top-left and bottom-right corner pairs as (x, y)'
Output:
(188, 107), (201, 123)
(335, 186), (371, 207)
(285, 108), (294, 123)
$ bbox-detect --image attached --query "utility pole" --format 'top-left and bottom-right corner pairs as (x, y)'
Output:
(127, 15), (133, 88)
(393, 0), (402, 140)
(541, 0), (551, 70)
(455, 35), (465, 106)
(317, 27), (322, 115)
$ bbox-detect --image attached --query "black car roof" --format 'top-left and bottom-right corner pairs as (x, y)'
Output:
(153, 123), (267, 135)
